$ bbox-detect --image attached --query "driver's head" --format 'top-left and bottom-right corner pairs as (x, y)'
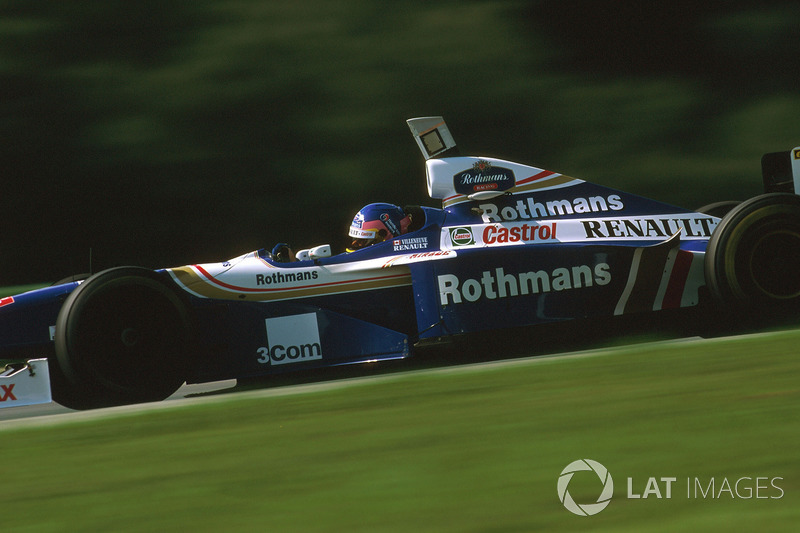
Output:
(347, 203), (411, 252)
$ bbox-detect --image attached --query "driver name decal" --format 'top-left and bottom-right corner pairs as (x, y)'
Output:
(393, 236), (429, 252)
(258, 313), (322, 365)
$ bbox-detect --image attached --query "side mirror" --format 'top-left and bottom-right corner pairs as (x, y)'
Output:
(295, 244), (332, 261)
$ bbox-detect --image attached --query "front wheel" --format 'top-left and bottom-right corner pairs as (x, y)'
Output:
(53, 267), (193, 409)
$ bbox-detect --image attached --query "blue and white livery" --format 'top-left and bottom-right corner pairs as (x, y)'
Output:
(2, 117), (799, 409)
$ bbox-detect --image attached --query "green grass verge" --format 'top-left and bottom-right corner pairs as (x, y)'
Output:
(2, 331), (799, 532)
(0, 283), (47, 298)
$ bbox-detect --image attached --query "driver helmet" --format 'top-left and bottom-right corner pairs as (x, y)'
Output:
(347, 203), (411, 252)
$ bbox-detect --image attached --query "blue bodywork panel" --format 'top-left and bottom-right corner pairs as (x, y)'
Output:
(0, 120), (720, 391)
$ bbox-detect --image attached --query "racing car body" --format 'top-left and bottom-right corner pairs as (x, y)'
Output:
(2, 117), (800, 409)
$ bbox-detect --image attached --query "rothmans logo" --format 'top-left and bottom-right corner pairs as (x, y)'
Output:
(438, 263), (611, 305)
(472, 159), (492, 173)
(454, 160), (515, 195)
(479, 194), (624, 222)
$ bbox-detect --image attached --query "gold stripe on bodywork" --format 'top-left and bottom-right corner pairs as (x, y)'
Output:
(169, 266), (205, 288)
(511, 174), (579, 194)
(168, 266), (412, 302)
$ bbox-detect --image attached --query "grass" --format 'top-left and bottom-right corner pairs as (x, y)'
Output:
(1, 330), (799, 532)
(0, 283), (46, 298)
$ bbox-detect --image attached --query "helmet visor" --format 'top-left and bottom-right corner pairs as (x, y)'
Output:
(346, 237), (376, 253)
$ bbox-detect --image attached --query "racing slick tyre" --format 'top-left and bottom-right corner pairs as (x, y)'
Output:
(705, 193), (800, 308)
(696, 200), (741, 218)
(52, 267), (193, 409)
(51, 273), (92, 286)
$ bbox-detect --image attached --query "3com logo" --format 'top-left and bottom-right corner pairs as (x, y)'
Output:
(557, 459), (614, 516)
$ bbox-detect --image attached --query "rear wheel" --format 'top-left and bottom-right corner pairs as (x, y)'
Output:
(696, 200), (740, 218)
(51, 273), (92, 286)
(705, 193), (800, 307)
(52, 267), (193, 409)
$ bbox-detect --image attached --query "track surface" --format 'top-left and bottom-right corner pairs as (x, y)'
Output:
(0, 332), (716, 427)
(0, 379), (239, 423)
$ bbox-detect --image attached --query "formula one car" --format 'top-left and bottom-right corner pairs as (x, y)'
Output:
(2, 117), (800, 409)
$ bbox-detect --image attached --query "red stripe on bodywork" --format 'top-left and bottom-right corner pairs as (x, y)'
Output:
(516, 170), (556, 185)
(193, 264), (410, 294)
(661, 250), (694, 309)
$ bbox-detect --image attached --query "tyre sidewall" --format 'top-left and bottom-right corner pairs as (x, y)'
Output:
(705, 193), (800, 305)
(54, 267), (193, 406)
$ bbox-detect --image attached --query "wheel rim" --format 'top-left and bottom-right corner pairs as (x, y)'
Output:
(745, 229), (800, 300)
(69, 279), (187, 396)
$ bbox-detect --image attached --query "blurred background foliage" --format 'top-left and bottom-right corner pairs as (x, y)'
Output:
(3, 0), (799, 283)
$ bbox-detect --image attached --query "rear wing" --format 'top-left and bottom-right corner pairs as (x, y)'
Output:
(0, 358), (52, 408)
(762, 147), (800, 194)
